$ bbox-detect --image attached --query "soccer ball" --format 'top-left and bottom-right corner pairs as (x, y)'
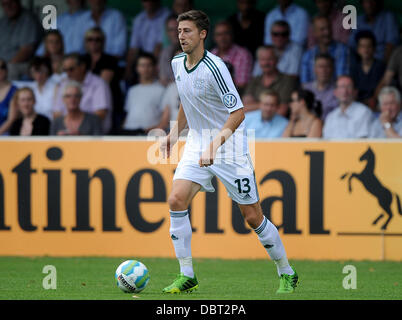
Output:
(115, 260), (150, 293)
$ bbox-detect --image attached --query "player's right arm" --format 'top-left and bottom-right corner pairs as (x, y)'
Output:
(160, 103), (187, 158)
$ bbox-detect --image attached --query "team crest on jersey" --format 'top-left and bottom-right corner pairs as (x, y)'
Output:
(223, 93), (237, 108)
(193, 79), (205, 89)
(176, 75), (181, 81)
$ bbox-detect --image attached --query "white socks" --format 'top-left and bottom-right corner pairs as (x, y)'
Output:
(169, 210), (194, 278)
(254, 216), (294, 277)
(169, 210), (293, 278)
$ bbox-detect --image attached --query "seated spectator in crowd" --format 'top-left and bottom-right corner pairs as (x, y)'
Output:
(264, 0), (309, 47)
(51, 81), (102, 136)
(76, 0), (127, 60)
(301, 15), (350, 84)
(82, 27), (123, 132)
(211, 21), (253, 93)
(36, 0), (86, 55)
(9, 87), (50, 136)
(158, 81), (180, 132)
(307, 0), (350, 48)
(303, 53), (338, 120)
(40, 30), (66, 85)
(348, 0), (399, 62)
(375, 45), (402, 100)
(159, 14), (181, 86)
(0, 59), (18, 135)
(227, 0), (265, 59)
(370, 87), (402, 138)
(244, 89), (288, 138)
(121, 53), (165, 135)
(350, 31), (385, 111)
(53, 53), (112, 134)
(243, 45), (298, 116)
(282, 89), (322, 138)
(0, 0), (43, 80)
(323, 76), (373, 139)
(172, 0), (193, 16)
(253, 20), (303, 77)
(125, 0), (170, 82)
(28, 57), (58, 120)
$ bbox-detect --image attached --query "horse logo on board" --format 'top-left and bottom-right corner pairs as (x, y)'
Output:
(341, 147), (402, 230)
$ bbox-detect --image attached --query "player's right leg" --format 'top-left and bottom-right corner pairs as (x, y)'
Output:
(163, 179), (201, 293)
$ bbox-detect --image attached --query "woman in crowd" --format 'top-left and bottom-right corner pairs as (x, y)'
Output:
(282, 88), (323, 138)
(42, 30), (66, 84)
(9, 87), (50, 136)
(0, 59), (18, 135)
(51, 81), (102, 136)
(29, 57), (58, 120)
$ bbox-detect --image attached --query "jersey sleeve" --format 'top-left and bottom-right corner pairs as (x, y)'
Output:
(206, 56), (244, 113)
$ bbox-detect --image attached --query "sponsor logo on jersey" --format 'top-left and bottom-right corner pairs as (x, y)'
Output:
(223, 93), (237, 109)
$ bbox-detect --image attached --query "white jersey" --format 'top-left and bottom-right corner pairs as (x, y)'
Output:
(171, 50), (249, 159)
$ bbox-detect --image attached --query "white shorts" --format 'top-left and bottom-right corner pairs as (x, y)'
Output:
(173, 153), (260, 205)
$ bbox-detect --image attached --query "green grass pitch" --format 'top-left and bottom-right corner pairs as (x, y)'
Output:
(0, 257), (401, 300)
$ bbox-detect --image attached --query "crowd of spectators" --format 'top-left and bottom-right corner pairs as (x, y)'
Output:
(0, 0), (401, 139)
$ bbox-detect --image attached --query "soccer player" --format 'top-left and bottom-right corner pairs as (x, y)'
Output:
(160, 10), (298, 294)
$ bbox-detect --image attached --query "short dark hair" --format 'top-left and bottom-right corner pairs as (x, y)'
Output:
(355, 30), (377, 47)
(177, 10), (210, 39)
(259, 89), (280, 104)
(314, 53), (334, 66)
(63, 53), (90, 70)
(29, 56), (53, 76)
(137, 52), (157, 66)
(271, 20), (290, 32)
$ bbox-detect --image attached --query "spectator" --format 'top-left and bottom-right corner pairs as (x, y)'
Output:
(159, 14), (181, 86)
(307, 0), (350, 48)
(36, 0), (86, 56)
(0, 59), (18, 134)
(323, 76), (373, 139)
(253, 20), (303, 77)
(9, 87), (50, 136)
(211, 20), (253, 93)
(40, 30), (66, 85)
(76, 0), (127, 59)
(264, 0), (309, 47)
(54, 53), (112, 134)
(350, 31), (385, 110)
(82, 27), (123, 132)
(282, 88), (322, 138)
(159, 81), (180, 132)
(28, 57), (58, 120)
(303, 53), (338, 120)
(51, 81), (102, 136)
(172, 0), (193, 15)
(243, 45), (299, 116)
(370, 87), (402, 138)
(374, 45), (402, 100)
(244, 89), (288, 138)
(125, 0), (171, 82)
(227, 0), (265, 58)
(0, 0), (43, 80)
(348, 0), (399, 62)
(121, 53), (165, 135)
(301, 15), (350, 84)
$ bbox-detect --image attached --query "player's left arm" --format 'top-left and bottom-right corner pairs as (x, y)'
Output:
(199, 58), (245, 167)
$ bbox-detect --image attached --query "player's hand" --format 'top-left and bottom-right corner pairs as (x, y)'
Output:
(199, 146), (217, 167)
(160, 135), (175, 158)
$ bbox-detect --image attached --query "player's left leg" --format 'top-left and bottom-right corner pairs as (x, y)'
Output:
(237, 201), (299, 293)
